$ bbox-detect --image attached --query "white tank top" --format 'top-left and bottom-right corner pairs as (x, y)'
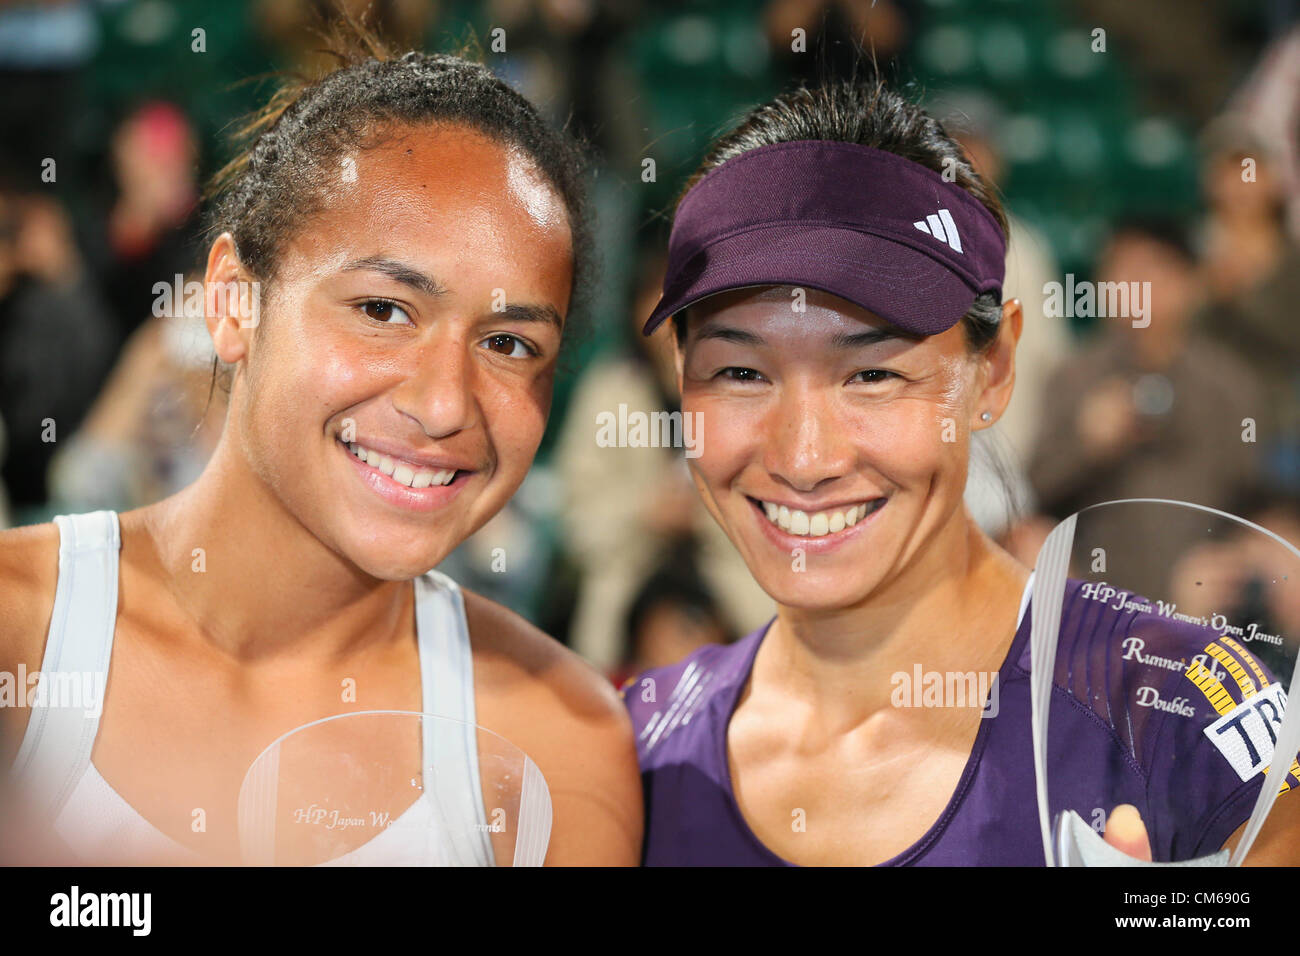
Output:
(9, 510), (492, 865)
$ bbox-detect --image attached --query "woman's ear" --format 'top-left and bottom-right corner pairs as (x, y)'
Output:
(971, 298), (1023, 431)
(204, 233), (259, 365)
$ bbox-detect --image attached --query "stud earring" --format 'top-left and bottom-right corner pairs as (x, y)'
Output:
(980, 412), (992, 421)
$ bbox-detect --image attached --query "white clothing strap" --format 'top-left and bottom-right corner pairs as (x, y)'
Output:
(10, 511), (119, 823)
(414, 570), (493, 865)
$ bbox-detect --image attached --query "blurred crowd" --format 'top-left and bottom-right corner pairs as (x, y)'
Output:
(1, 0), (1298, 683)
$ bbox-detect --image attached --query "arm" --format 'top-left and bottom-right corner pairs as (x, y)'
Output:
(1026, 363), (1138, 514)
(464, 590), (644, 865)
(0, 522), (60, 770)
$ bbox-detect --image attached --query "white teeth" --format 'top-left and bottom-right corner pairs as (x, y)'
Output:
(759, 498), (881, 536)
(344, 440), (458, 488)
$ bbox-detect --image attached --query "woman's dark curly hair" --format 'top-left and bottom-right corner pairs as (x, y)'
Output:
(204, 16), (594, 351)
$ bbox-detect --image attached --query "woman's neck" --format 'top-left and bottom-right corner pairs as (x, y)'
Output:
(758, 509), (1030, 727)
(132, 436), (411, 665)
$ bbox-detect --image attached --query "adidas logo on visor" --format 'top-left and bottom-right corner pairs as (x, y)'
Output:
(913, 208), (963, 253)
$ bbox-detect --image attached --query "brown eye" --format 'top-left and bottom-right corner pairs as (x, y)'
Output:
(482, 334), (533, 358)
(851, 369), (898, 384)
(360, 300), (412, 325)
(719, 367), (764, 382)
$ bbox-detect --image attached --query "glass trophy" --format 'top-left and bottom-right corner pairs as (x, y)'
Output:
(1031, 499), (1300, 865)
(238, 711), (551, 866)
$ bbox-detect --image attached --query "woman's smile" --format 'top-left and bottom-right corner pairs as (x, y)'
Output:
(746, 493), (888, 552)
(337, 435), (476, 513)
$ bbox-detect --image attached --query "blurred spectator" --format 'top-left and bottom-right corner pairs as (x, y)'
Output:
(478, 0), (643, 174)
(1168, 485), (1300, 651)
(1194, 116), (1300, 490)
(45, 271), (224, 514)
(1222, 22), (1300, 243)
(255, 0), (435, 74)
(1069, 0), (1266, 125)
(87, 101), (204, 346)
(554, 244), (773, 672)
(612, 541), (736, 688)
(0, 185), (115, 519)
(1024, 217), (1267, 577)
(764, 0), (912, 84)
(435, 467), (561, 623)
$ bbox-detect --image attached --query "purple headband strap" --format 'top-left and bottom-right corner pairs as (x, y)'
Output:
(644, 140), (1007, 336)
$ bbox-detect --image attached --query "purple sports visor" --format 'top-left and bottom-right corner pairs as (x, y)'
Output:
(643, 140), (1007, 337)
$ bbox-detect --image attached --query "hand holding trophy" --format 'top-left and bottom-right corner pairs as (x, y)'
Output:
(1031, 498), (1300, 866)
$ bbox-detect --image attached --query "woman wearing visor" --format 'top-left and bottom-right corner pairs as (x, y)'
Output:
(623, 79), (1300, 866)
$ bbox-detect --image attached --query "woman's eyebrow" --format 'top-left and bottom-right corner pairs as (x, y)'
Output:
(339, 256), (559, 325)
(829, 328), (915, 349)
(341, 255), (447, 297)
(694, 324), (765, 345)
(496, 303), (563, 328)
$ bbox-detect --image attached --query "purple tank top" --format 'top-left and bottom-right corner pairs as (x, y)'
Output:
(622, 576), (1277, 865)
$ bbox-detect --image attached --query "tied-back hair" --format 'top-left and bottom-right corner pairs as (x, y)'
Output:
(205, 14), (593, 301)
(196, 8), (595, 417)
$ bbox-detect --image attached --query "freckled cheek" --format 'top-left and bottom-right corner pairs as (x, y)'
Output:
(683, 394), (759, 486)
(477, 371), (553, 469)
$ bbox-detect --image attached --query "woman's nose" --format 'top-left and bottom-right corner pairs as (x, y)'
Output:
(391, 333), (478, 440)
(763, 387), (856, 493)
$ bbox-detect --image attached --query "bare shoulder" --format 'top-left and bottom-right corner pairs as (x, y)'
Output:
(0, 521), (61, 670)
(461, 587), (642, 865)
(462, 587), (628, 727)
(0, 521), (62, 765)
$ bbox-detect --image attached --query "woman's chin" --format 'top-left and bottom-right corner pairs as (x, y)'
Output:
(344, 542), (450, 582)
(753, 568), (882, 612)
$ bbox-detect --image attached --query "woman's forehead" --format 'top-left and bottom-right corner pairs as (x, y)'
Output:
(351, 127), (563, 221)
(688, 285), (905, 339)
(270, 130), (573, 295)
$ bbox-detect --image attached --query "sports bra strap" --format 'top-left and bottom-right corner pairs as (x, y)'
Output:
(414, 569), (492, 864)
(10, 511), (120, 823)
